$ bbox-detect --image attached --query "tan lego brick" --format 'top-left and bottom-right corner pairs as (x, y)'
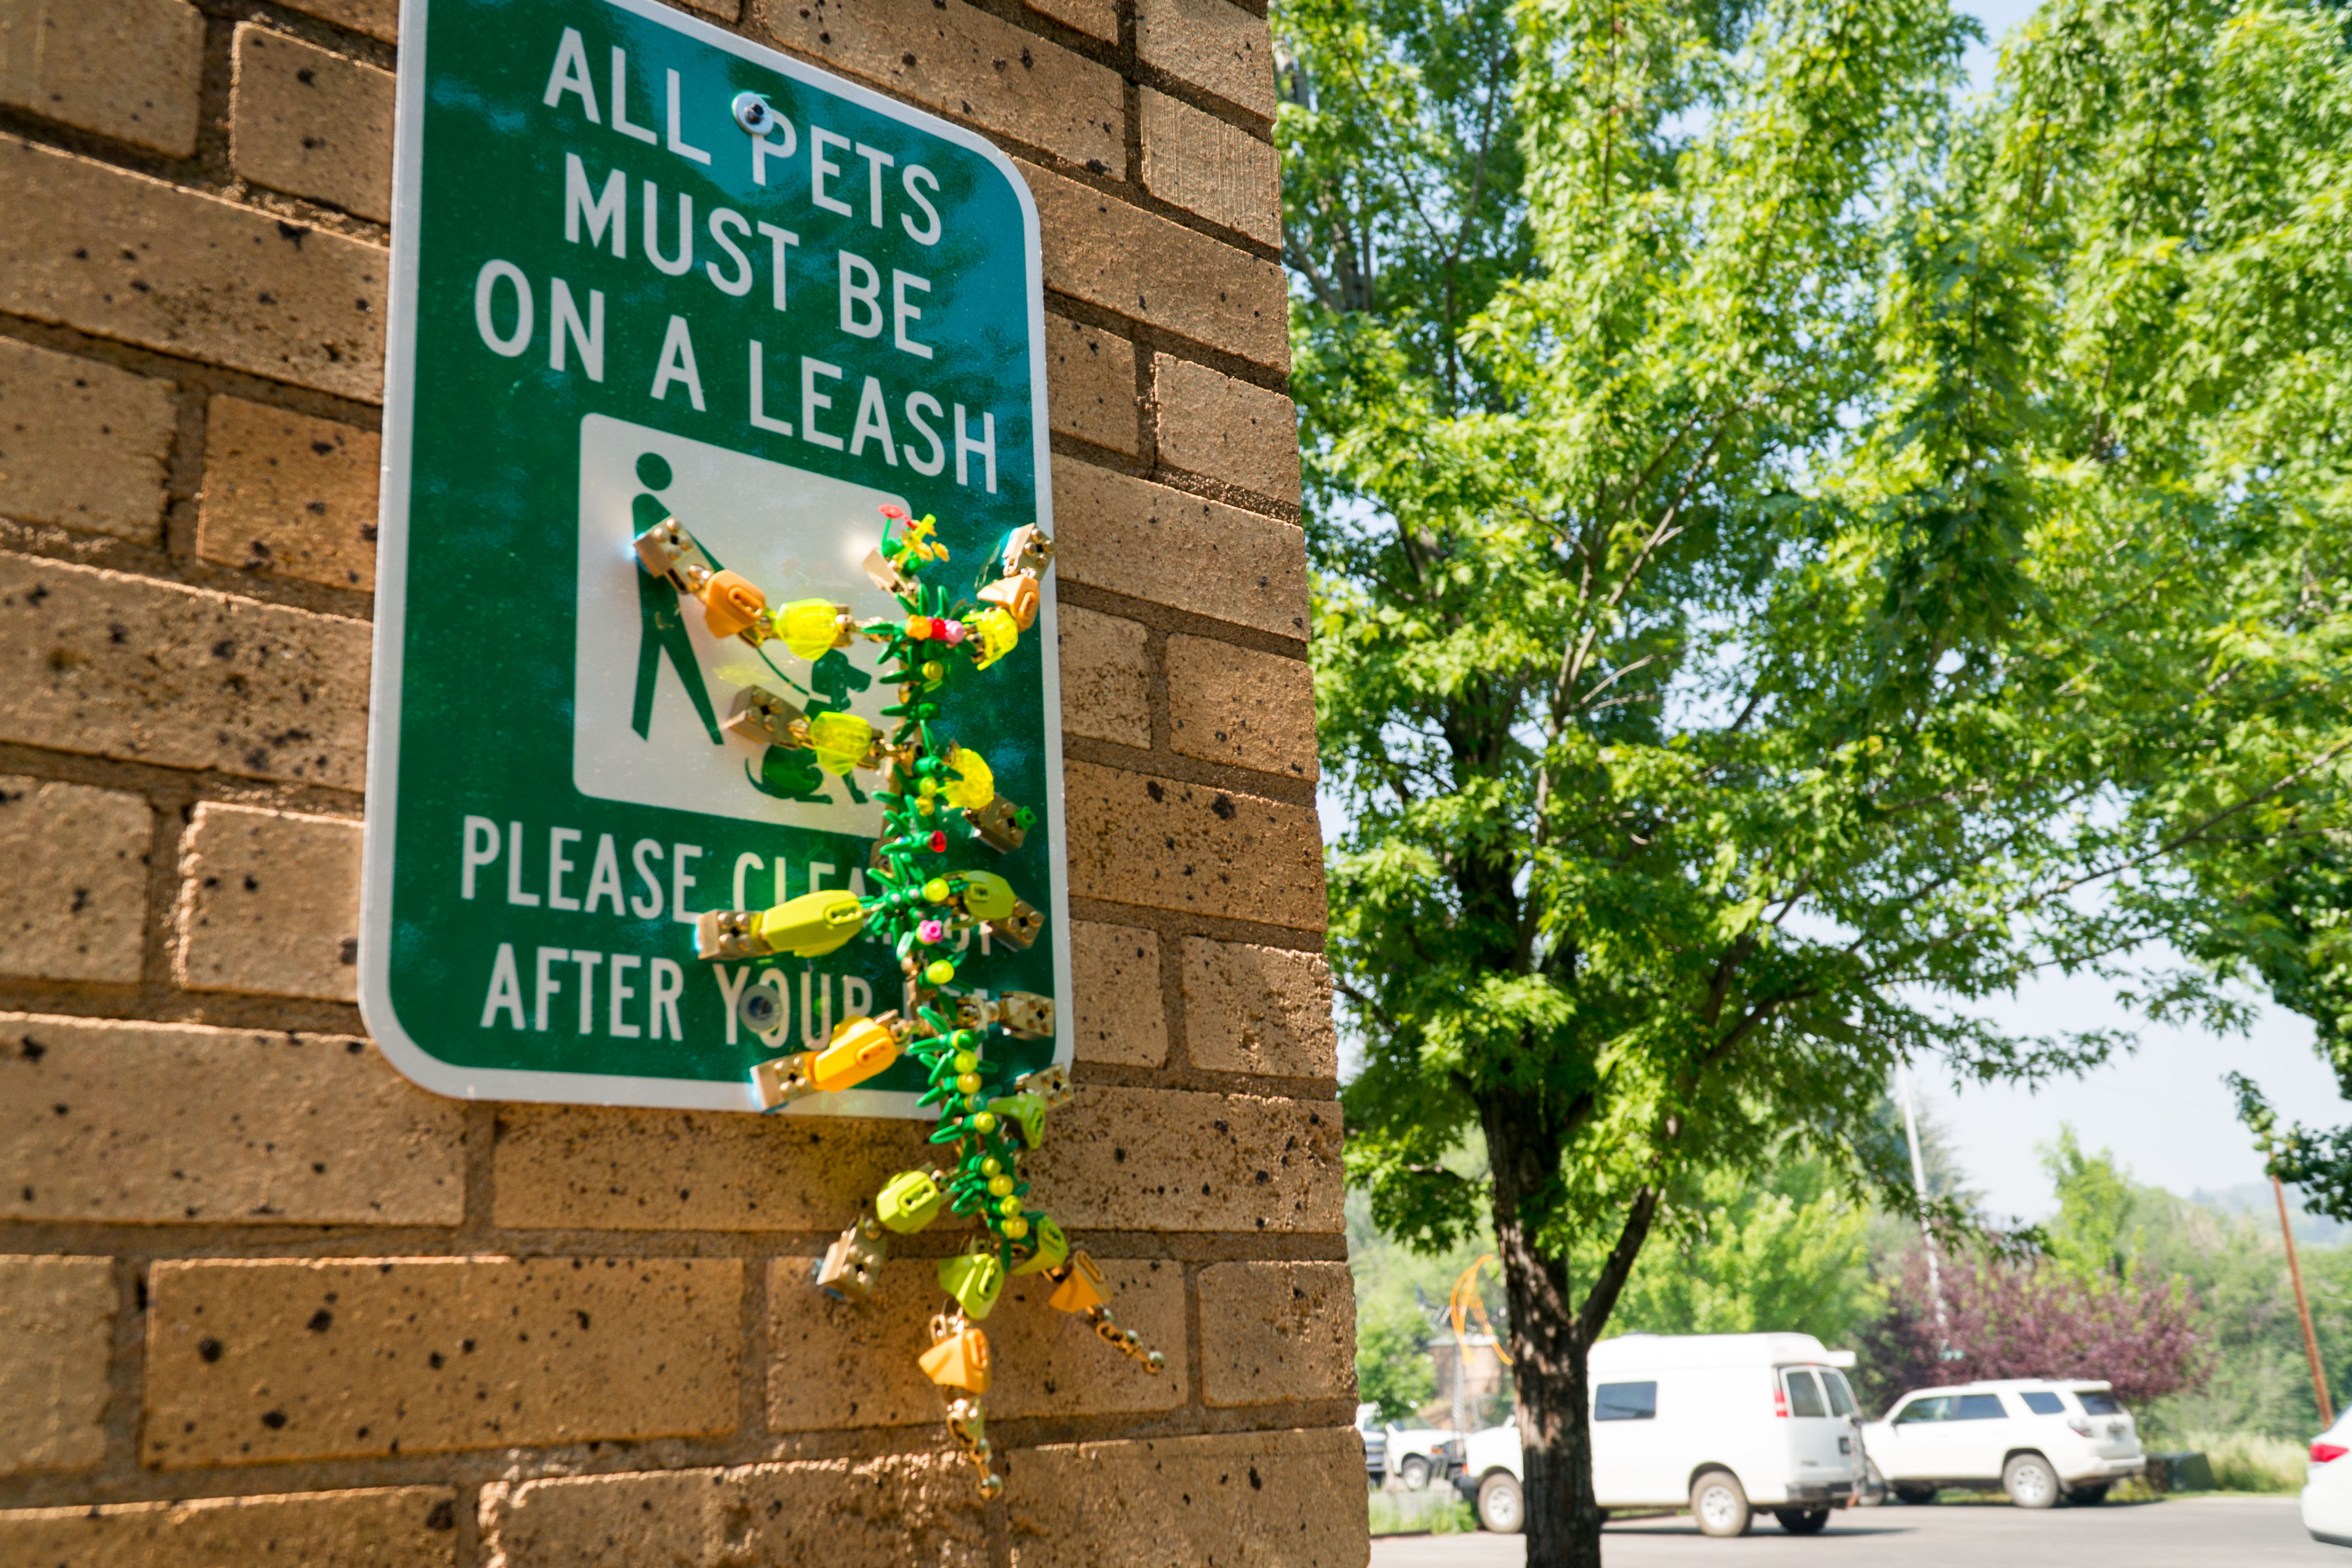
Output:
(1007, 1426), (1369, 1568)
(1139, 89), (1280, 246)
(1152, 355), (1300, 506)
(1196, 1260), (1354, 1407)
(1180, 936), (1336, 1079)
(766, 1254), (1185, 1429)
(0, 0), (204, 156)
(481, 1454), (984, 1568)
(0, 1012), (465, 1225)
(0, 1255), (113, 1474)
(1020, 161), (1288, 372)
(1062, 759), (1326, 930)
(146, 1256), (741, 1467)
(491, 1102), (933, 1230)
(1071, 920), (1166, 1067)
(1134, 0), (1277, 119)
(759, 0), (1122, 172)
(277, 0), (400, 42)
(1020, 1085), (1342, 1233)
(196, 395), (381, 591)
(0, 337), (177, 544)
(0, 136), (387, 402)
(174, 802), (362, 1002)
(1052, 460), (1306, 640)
(0, 551), (371, 788)
(1057, 604), (1150, 748)
(0, 1486), (458, 1567)
(1165, 634), (1315, 780)
(0, 775), (151, 984)
(231, 27), (396, 224)
(1047, 318), (1138, 454)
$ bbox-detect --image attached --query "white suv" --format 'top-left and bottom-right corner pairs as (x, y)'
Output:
(1860, 1379), (2144, 1507)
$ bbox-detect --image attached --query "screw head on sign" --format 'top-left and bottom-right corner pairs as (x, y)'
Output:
(732, 92), (777, 134)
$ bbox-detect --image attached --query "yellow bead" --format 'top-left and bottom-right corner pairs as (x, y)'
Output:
(778, 599), (846, 661)
(997, 1194), (1023, 1217)
(919, 778), (940, 797)
(980, 1157), (1001, 1177)
(987, 1175), (1014, 1197)
(941, 748), (995, 812)
(925, 959), (956, 985)
(805, 710), (875, 775)
(970, 607), (1020, 669)
(1002, 1217), (1029, 1240)
(921, 660), (945, 682)
(973, 1112), (998, 1133)
(925, 879), (951, 902)
(953, 1051), (978, 1073)
(956, 1072), (982, 1095)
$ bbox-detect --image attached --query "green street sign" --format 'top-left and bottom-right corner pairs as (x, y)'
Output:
(361, 0), (1067, 1116)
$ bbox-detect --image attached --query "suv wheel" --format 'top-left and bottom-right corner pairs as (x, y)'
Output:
(2003, 1453), (2060, 1510)
(1892, 1482), (1937, 1506)
(1774, 1508), (1831, 1536)
(1398, 1455), (1432, 1491)
(1476, 1472), (1525, 1534)
(1691, 1469), (1752, 1538)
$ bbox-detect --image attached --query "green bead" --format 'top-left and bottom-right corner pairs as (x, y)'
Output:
(953, 1051), (978, 1073)
(925, 878), (951, 902)
(925, 959), (955, 984)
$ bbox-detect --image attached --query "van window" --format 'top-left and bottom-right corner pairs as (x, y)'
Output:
(1953, 1394), (2007, 1420)
(1784, 1370), (1827, 1417)
(2078, 1391), (2124, 1416)
(1822, 1369), (1858, 1416)
(1595, 1382), (1658, 1421)
(1893, 1396), (1950, 1424)
(2021, 1391), (2065, 1416)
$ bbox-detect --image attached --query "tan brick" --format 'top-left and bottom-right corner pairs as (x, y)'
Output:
(1047, 318), (1138, 455)
(197, 395), (381, 590)
(492, 1103), (932, 1230)
(0, 1255), (113, 1474)
(759, 0), (1122, 171)
(1140, 89), (1280, 246)
(231, 27), (396, 224)
(1006, 1427), (1368, 1568)
(1135, 0), (1277, 119)
(0, 1012), (465, 1225)
(0, 137), (387, 402)
(1196, 1261), (1353, 1407)
(767, 1255), (1184, 1430)
(1020, 161), (1288, 372)
(1165, 635), (1315, 781)
(1180, 937), (1336, 1079)
(0, 0), (204, 156)
(1020, 1085), (1342, 1233)
(1153, 356), (1300, 505)
(0, 776), (150, 984)
(0, 1487), (457, 1567)
(147, 1256), (739, 1467)
(1024, 0), (1116, 41)
(277, 0), (400, 42)
(1052, 461), (1306, 640)
(482, 1454), (983, 1568)
(174, 802), (361, 1002)
(1057, 605), (1150, 748)
(0, 337), (177, 544)
(0, 551), (371, 788)
(1063, 759), (1325, 930)
(1071, 920), (1166, 1067)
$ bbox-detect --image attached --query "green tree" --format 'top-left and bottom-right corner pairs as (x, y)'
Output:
(1279, 0), (2352, 1559)
(1356, 1294), (1441, 1424)
(2043, 1127), (2138, 1282)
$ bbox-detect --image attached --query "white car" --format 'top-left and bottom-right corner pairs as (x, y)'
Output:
(1452, 1332), (1865, 1537)
(1860, 1379), (2143, 1507)
(2306, 1408), (2352, 1546)
(1384, 1426), (1463, 1490)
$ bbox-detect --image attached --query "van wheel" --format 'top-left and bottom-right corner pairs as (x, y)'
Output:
(1398, 1455), (1431, 1491)
(1774, 1509), (1831, 1536)
(1476, 1473), (1525, 1534)
(1892, 1483), (1937, 1506)
(2004, 1453), (2060, 1510)
(1691, 1469), (1752, 1538)
(2065, 1483), (2109, 1506)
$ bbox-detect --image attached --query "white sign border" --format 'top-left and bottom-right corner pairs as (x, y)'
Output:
(360, 0), (1069, 1116)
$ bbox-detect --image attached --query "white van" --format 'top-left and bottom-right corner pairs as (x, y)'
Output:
(1452, 1332), (1865, 1537)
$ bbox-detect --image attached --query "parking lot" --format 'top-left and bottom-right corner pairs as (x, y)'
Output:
(1370, 1496), (2336, 1566)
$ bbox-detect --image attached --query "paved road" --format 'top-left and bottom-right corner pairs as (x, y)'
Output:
(1371, 1496), (2337, 1566)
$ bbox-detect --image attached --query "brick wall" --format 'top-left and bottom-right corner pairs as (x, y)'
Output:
(0, 0), (1360, 1563)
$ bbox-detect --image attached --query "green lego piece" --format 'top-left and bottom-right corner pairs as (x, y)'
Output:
(877, 1169), (947, 1233)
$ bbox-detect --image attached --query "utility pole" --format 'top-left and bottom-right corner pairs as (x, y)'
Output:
(1898, 1063), (1958, 1359)
(2275, 1174), (2335, 1428)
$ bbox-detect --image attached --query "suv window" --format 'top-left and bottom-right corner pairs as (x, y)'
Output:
(1953, 1394), (2007, 1420)
(2078, 1391), (2124, 1416)
(2021, 1391), (2065, 1416)
(1595, 1381), (1658, 1421)
(1784, 1370), (1827, 1417)
(1893, 1396), (1950, 1424)
(1822, 1370), (1858, 1417)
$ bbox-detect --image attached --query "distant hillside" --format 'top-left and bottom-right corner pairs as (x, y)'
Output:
(2189, 1182), (2348, 1246)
